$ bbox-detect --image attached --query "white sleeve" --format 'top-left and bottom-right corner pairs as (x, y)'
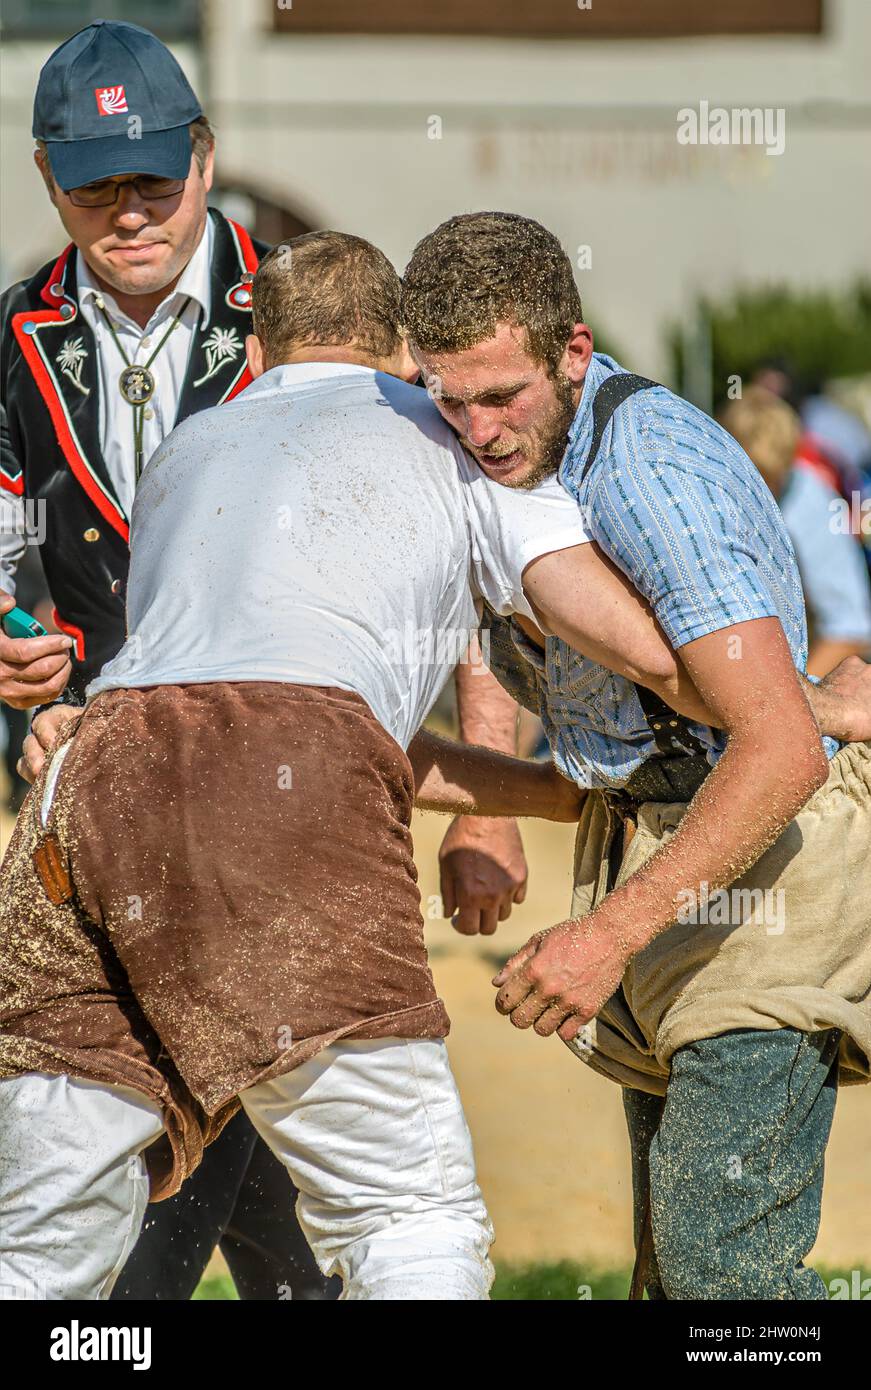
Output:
(0, 493), (28, 596)
(455, 447), (590, 621)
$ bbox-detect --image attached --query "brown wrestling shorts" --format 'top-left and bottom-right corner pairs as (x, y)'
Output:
(0, 683), (448, 1198)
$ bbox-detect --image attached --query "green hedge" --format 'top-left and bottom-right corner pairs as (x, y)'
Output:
(668, 282), (871, 407)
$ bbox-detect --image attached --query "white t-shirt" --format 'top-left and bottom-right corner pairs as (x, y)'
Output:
(89, 363), (588, 748)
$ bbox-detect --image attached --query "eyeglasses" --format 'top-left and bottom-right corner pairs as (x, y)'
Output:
(67, 175), (186, 208)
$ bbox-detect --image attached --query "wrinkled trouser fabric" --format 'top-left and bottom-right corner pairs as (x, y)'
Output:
(623, 1027), (839, 1300)
(0, 1039), (493, 1302)
(112, 1114), (339, 1301)
(0, 1073), (160, 1301)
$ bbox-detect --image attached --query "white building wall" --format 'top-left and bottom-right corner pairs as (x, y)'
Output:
(2, 0), (869, 379)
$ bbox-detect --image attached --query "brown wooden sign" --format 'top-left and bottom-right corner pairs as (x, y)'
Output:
(274, 0), (823, 40)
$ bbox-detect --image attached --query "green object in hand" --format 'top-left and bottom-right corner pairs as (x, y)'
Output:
(2, 605), (48, 639)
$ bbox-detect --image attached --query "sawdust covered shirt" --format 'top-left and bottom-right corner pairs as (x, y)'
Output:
(89, 362), (587, 748)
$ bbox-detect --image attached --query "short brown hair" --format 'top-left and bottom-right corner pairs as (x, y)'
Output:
(252, 231), (403, 364)
(401, 211), (583, 372)
(190, 116), (214, 173)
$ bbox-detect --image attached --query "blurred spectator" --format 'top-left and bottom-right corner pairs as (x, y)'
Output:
(720, 386), (871, 677)
(751, 358), (871, 497)
(802, 391), (871, 481)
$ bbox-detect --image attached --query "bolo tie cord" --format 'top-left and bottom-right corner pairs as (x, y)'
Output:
(94, 294), (193, 481)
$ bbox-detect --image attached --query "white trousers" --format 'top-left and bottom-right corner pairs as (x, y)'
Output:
(0, 1039), (494, 1301)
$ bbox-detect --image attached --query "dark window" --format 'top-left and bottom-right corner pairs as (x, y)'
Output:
(210, 186), (314, 247)
(2, 0), (200, 39)
(274, 0), (823, 39)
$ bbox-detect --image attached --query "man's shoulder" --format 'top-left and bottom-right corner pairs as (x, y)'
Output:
(207, 207), (270, 275)
(589, 365), (756, 492)
(626, 376), (732, 461)
(1, 251), (63, 327)
(370, 372), (467, 451)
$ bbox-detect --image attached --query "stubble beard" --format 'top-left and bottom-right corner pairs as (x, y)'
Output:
(87, 203), (208, 304)
(499, 371), (578, 491)
(90, 241), (187, 301)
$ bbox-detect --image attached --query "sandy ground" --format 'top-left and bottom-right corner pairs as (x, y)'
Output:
(1, 794), (867, 1268)
(413, 809), (871, 1268)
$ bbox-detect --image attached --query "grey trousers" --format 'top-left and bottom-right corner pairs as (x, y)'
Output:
(623, 1027), (840, 1300)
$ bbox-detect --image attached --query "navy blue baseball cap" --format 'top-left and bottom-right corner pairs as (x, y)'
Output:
(33, 20), (202, 192)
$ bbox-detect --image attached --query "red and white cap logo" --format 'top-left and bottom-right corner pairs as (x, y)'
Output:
(94, 85), (128, 116)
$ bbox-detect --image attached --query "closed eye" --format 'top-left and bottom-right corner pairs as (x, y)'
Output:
(441, 389), (521, 409)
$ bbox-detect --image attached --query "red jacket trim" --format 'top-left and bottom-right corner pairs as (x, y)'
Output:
(227, 220), (260, 274)
(0, 469), (24, 497)
(219, 220), (261, 401)
(39, 245), (75, 307)
(51, 608), (86, 662)
(11, 309), (130, 543)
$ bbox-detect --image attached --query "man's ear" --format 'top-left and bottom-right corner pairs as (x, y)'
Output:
(34, 149), (58, 206)
(393, 337), (423, 384)
(200, 144), (215, 195)
(562, 322), (594, 387)
(245, 333), (267, 379)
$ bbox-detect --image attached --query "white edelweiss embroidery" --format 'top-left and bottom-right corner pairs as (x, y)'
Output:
(57, 336), (89, 396)
(193, 326), (243, 387)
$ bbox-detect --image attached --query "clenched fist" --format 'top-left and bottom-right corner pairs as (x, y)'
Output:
(438, 815), (528, 936)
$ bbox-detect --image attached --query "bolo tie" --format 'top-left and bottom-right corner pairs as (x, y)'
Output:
(93, 293), (193, 482)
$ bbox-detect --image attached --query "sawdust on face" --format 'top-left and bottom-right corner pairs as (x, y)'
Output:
(413, 323), (581, 491)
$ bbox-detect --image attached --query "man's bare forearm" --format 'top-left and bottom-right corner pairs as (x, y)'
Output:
(592, 716), (827, 959)
(520, 546), (871, 742)
(522, 550), (721, 728)
(613, 656), (867, 742)
(409, 728), (580, 820)
(630, 657), (871, 741)
(455, 639), (519, 753)
(442, 638), (531, 931)
(639, 661), (718, 728)
(586, 627), (831, 958)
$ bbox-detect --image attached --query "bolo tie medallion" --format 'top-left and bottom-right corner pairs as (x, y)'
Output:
(119, 364), (156, 405)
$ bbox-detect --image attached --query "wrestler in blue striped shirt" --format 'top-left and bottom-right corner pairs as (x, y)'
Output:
(493, 353), (836, 788)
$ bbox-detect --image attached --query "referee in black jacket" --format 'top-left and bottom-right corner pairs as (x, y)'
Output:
(1, 20), (337, 1302)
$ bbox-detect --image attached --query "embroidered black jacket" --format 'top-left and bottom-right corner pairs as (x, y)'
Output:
(1, 209), (267, 698)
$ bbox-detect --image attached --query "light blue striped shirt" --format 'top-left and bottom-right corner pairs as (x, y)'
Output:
(493, 355), (834, 789)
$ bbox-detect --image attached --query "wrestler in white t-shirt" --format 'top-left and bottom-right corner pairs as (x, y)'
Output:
(90, 363), (589, 748)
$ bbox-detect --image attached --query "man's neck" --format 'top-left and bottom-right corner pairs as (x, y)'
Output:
(276, 347), (382, 370)
(270, 346), (414, 382)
